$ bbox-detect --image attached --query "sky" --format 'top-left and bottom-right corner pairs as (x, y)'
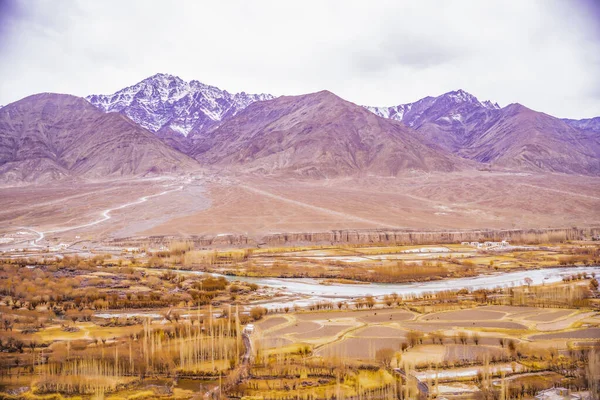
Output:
(0, 0), (599, 118)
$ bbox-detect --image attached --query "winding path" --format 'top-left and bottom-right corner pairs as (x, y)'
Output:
(204, 332), (253, 399)
(24, 185), (184, 246)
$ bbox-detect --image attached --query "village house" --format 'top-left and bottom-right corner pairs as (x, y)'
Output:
(243, 324), (255, 335)
(464, 240), (510, 249)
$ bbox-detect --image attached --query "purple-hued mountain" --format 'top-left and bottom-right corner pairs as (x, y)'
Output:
(1, 74), (597, 184)
(365, 90), (599, 174)
(86, 73), (274, 137)
(85, 74), (599, 175)
(364, 90), (503, 152)
(0, 93), (199, 183)
(190, 90), (469, 177)
(562, 116), (600, 134)
(365, 89), (500, 127)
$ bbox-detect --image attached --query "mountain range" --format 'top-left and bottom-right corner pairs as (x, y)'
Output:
(0, 73), (598, 183)
(190, 90), (466, 177)
(367, 90), (600, 175)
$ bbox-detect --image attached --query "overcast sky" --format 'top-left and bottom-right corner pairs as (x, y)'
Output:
(1, 0), (599, 118)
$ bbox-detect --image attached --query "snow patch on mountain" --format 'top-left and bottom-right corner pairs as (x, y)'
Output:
(86, 73), (274, 136)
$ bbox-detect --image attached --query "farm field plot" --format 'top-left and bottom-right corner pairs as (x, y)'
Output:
(529, 328), (600, 340)
(535, 311), (597, 331)
(316, 337), (408, 358)
(357, 310), (416, 323)
(353, 325), (407, 338)
(403, 320), (529, 331)
(422, 309), (506, 321)
(257, 337), (294, 348)
(255, 316), (288, 331)
(295, 309), (416, 321)
(270, 321), (322, 335)
(525, 309), (574, 321)
(443, 344), (507, 362)
(293, 324), (355, 339)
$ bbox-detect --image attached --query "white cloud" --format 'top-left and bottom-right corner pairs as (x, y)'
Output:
(0, 0), (599, 118)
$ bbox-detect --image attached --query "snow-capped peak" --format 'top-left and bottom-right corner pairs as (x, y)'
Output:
(447, 89), (476, 103)
(364, 89), (501, 124)
(444, 89), (500, 110)
(86, 73), (274, 136)
(482, 100), (501, 110)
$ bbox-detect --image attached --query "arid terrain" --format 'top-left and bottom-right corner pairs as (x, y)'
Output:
(1, 171), (599, 251)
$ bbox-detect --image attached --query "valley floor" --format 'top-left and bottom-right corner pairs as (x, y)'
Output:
(1, 171), (599, 249)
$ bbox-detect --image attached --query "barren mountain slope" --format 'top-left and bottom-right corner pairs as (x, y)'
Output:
(366, 89), (502, 152)
(563, 116), (600, 134)
(461, 104), (600, 174)
(191, 91), (468, 177)
(0, 93), (199, 183)
(368, 91), (599, 175)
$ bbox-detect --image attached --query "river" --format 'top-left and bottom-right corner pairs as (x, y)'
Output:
(97, 266), (599, 318)
(179, 265), (600, 303)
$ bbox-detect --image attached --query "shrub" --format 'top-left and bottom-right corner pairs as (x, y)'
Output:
(250, 307), (267, 321)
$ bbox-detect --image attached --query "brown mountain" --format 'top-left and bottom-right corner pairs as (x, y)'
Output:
(459, 104), (600, 174)
(563, 116), (600, 134)
(366, 89), (502, 153)
(0, 93), (199, 183)
(189, 91), (467, 177)
(368, 91), (599, 175)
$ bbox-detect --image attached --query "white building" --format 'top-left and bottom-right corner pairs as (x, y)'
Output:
(466, 240), (510, 249)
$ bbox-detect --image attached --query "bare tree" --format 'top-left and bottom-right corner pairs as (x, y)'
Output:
(376, 348), (395, 368)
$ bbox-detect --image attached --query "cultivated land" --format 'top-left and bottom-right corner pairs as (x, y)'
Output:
(0, 239), (599, 399)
